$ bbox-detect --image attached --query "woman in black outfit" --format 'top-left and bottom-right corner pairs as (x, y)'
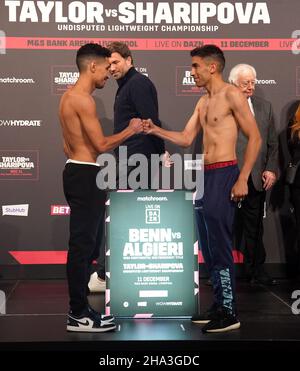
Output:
(287, 101), (300, 279)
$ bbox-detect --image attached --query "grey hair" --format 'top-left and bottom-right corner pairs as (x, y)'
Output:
(228, 64), (257, 85)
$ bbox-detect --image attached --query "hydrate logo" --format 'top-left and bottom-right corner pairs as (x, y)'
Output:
(0, 119), (42, 127)
(2, 204), (29, 216)
(0, 76), (35, 84)
(51, 205), (70, 215)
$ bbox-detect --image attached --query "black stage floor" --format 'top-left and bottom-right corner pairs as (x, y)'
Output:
(0, 279), (300, 354)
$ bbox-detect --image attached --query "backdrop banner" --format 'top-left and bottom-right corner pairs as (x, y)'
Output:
(0, 0), (299, 275)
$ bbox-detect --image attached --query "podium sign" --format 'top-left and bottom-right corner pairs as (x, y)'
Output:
(106, 191), (199, 318)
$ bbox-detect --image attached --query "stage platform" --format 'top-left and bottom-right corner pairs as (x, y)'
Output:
(0, 279), (299, 353)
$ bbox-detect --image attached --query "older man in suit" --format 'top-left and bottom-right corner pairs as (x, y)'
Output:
(229, 64), (278, 285)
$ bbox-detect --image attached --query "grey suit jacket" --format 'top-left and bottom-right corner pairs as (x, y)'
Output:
(236, 95), (278, 192)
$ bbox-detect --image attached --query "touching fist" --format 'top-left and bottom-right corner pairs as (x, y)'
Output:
(142, 118), (156, 134)
(129, 118), (143, 134)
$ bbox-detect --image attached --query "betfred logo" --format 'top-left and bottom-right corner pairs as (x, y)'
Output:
(51, 205), (70, 215)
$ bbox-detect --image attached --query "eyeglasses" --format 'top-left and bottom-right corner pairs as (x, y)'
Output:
(239, 80), (256, 88)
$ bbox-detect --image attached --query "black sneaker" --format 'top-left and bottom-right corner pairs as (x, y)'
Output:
(88, 305), (115, 324)
(202, 307), (240, 333)
(67, 308), (116, 333)
(251, 274), (277, 286)
(251, 267), (278, 286)
(191, 303), (219, 323)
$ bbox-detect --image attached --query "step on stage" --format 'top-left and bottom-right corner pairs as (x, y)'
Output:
(0, 279), (300, 356)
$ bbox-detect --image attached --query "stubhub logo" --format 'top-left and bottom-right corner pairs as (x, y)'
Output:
(2, 204), (29, 216)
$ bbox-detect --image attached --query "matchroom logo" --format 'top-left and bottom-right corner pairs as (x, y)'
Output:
(0, 151), (39, 180)
(51, 65), (79, 95)
(176, 66), (206, 96)
(0, 76), (35, 84)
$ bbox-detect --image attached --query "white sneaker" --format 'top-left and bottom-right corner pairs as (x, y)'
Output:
(88, 272), (106, 293)
(67, 308), (116, 333)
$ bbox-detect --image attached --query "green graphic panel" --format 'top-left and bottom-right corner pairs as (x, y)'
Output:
(107, 191), (199, 317)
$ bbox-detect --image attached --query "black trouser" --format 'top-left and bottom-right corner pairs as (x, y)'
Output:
(290, 185), (300, 273)
(63, 163), (106, 315)
(234, 176), (266, 279)
(95, 158), (160, 278)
